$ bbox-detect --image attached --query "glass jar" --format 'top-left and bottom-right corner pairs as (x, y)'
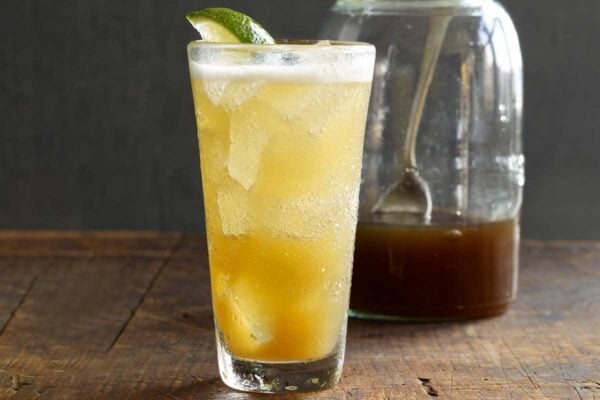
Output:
(322, 0), (524, 320)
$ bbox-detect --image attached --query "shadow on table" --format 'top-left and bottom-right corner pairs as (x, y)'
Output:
(132, 377), (336, 400)
(346, 312), (508, 340)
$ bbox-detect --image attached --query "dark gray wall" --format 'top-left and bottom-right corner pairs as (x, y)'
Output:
(0, 0), (598, 239)
(505, 1), (600, 240)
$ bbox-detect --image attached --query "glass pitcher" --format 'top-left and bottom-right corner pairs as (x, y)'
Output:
(322, 0), (524, 320)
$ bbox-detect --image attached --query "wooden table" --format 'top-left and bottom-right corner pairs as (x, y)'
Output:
(0, 233), (598, 399)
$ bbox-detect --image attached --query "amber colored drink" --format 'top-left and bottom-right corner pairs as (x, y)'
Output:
(351, 216), (518, 319)
(190, 55), (373, 365)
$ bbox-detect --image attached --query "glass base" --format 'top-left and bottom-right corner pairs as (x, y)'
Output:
(216, 335), (344, 393)
(349, 308), (463, 322)
(349, 301), (511, 322)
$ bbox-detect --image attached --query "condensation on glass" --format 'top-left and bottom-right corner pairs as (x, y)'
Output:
(322, 0), (524, 320)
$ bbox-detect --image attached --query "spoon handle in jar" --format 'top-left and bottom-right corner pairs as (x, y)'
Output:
(404, 12), (453, 169)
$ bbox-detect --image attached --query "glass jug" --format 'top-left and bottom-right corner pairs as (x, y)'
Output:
(322, 0), (524, 320)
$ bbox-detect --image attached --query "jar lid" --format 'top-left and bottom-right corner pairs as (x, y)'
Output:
(333, 0), (486, 11)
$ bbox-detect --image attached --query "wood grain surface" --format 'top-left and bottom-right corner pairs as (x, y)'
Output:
(0, 233), (598, 399)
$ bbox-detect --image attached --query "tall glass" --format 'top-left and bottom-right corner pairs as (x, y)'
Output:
(187, 41), (375, 393)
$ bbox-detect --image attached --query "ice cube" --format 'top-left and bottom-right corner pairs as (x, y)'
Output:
(217, 184), (249, 236)
(264, 195), (343, 239)
(260, 85), (309, 119)
(227, 106), (272, 190)
(302, 85), (364, 136)
(213, 271), (231, 299)
(203, 79), (229, 106)
(229, 279), (273, 343)
(203, 79), (265, 110)
(259, 84), (361, 136)
(221, 81), (265, 110)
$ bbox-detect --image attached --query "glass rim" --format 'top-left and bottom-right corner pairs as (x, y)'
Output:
(187, 39), (375, 52)
(187, 39), (376, 83)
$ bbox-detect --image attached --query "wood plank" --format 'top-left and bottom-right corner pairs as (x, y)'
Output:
(0, 259), (38, 337)
(0, 231), (181, 258)
(93, 236), (219, 400)
(1, 257), (166, 352)
(0, 234), (598, 399)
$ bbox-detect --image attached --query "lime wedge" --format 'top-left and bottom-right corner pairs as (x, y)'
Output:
(186, 8), (275, 44)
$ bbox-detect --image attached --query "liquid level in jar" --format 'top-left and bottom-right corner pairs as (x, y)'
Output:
(351, 216), (518, 320)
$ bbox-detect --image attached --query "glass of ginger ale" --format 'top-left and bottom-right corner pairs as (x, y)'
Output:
(188, 38), (375, 393)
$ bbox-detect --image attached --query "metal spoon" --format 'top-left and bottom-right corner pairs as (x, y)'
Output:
(372, 12), (453, 220)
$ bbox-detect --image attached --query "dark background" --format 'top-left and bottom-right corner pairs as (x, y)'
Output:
(1, 0), (598, 239)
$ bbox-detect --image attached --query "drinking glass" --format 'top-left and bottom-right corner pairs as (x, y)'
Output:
(187, 40), (375, 393)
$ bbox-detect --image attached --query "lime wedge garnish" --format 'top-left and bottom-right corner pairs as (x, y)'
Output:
(186, 8), (275, 44)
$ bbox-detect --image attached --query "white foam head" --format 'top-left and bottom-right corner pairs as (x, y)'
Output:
(188, 42), (375, 83)
(190, 63), (374, 83)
